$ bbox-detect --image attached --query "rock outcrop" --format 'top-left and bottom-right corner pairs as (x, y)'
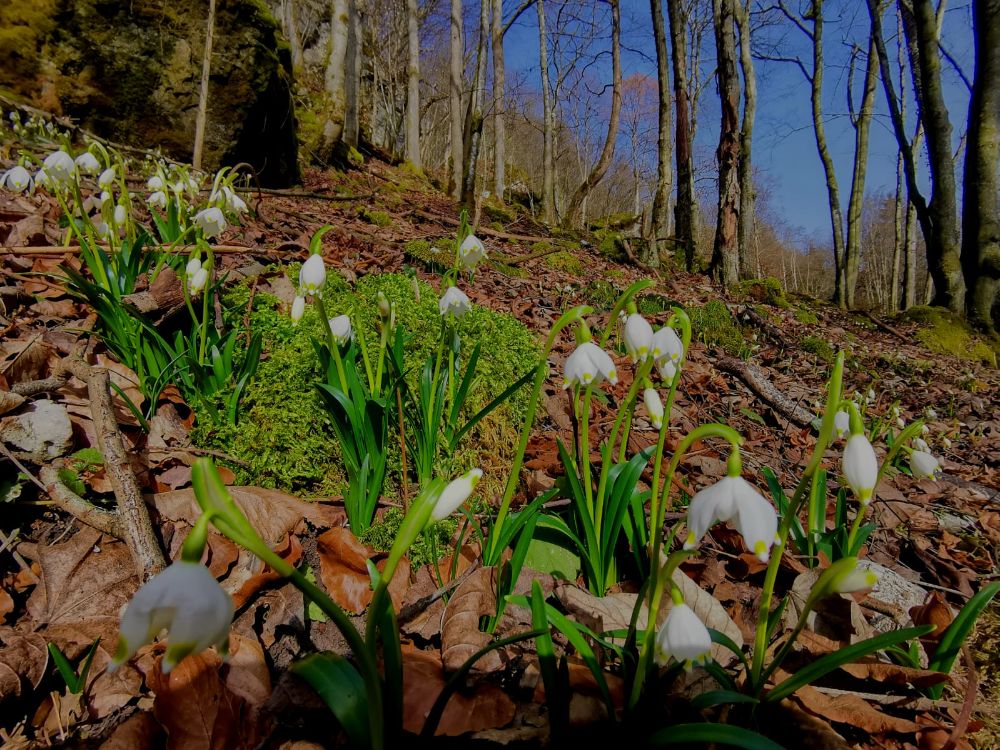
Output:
(0, 0), (300, 186)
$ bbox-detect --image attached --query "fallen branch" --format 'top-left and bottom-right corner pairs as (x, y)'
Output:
(715, 356), (815, 427)
(862, 311), (911, 342)
(39, 465), (125, 540)
(410, 208), (551, 244)
(0, 244), (266, 256)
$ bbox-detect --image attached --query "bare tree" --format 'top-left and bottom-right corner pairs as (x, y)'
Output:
(647, 0), (673, 267)
(736, 0), (756, 279)
(492, 0), (506, 200)
(318, 0), (350, 162)
(284, 0), (304, 72)
(462, 0), (491, 204)
(449, 0), (464, 199)
(538, 0), (557, 224)
(962, 0), (1000, 333)
(405, 0), (421, 168)
(192, 0), (217, 171)
(562, 0), (623, 229)
(710, 0), (741, 288)
(344, 0), (361, 149)
(667, 0), (697, 269)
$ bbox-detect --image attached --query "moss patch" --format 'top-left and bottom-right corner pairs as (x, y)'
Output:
(582, 280), (624, 311)
(596, 230), (628, 262)
(901, 306), (999, 367)
(738, 277), (790, 308)
(359, 207), (392, 227)
(359, 509), (459, 568)
(794, 307), (819, 325)
(688, 300), (751, 359)
(193, 272), (540, 499)
(404, 238), (453, 273)
(543, 249), (585, 276)
(801, 335), (835, 363)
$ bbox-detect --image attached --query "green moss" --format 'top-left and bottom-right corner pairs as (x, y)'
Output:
(359, 207), (392, 227)
(635, 294), (677, 316)
(193, 272), (540, 498)
(596, 230), (627, 262)
(359, 509), (458, 568)
(346, 145), (364, 167)
(544, 249), (585, 276)
(901, 306), (999, 367)
(738, 277), (790, 308)
(582, 280), (624, 311)
(801, 335), (835, 363)
(483, 202), (516, 225)
(794, 308), (819, 325)
(688, 300), (751, 359)
(404, 238), (454, 273)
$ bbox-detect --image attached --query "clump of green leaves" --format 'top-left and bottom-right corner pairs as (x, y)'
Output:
(794, 307), (820, 325)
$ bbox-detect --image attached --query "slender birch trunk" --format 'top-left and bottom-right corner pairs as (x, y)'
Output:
(405, 0), (421, 168)
(710, 0), (741, 289)
(449, 0), (464, 200)
(736, 0), (756, 279)
(538, 0), (556, 225)
(492, 0), (506, 201)
(192, 0), (217, 170)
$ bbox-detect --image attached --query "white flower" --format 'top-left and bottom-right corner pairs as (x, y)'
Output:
(93, 221), (112, 240)
(866, 388), (876, 403)
(100, 190), (113, 208)
(926, 407), (938, 420)
(624, 314), (654, 362)
(843, 433), (879, 505)
(942, 437), (952, 450)
(563, 341), (618, 389)
(147, 191), (168, 210)
(75, 151), (101, 175)
(912, 437), (929, 452)
(431, 468), (483, 521)
(299, 254), (327, 296)
(657, 358), (677, 382)
(834, 410), (850, 439)
(185, 256), (202, 280)
(830, 560), (879, 594)
(651, 326), (683, 364)
(896, 417), (906, 430)
(2, 166), (32, 193)
(683, 475), (778, 562)
(439, 286), (471, 318)
(43, 150), (75, 182)
(653, 602), (712, 669)
(110, 561), (233, 674)
(291, 295), (306, 324)
(328, 314), (352, 345)
(189, 267), (209, 295)
(458, 233), (487, 269)
(82, 194), (101, 214)
(147, 175), (164, 191)
(98, 166), (116, 188)
(113, 204), (127, 226)
(35, 169), (51, 188)
(921, 424), (930, 435)
(910, 450), (941, 479)
(227, 189), (248, 214)
(194, 207), (227, 238)
(644, 387), (664, 429)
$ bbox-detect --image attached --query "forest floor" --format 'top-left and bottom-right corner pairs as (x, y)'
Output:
(1, 155), (999, 749)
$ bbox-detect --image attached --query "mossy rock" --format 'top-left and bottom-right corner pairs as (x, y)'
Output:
(0, 0), (299, 185)
(688, 300), (751, 359)
(193, 272), (540, 498)
(900, 306), (999, 367)
(359, 207), (392, 227)
(596, 230), (628, 262)
(404, 239), (454, 273)
(794, 307), (819, 325)
(544, 249), (584, 276)
(483, 202), (516, 225)
(801, 335), (835, 363)
(738, 277), (790, 308)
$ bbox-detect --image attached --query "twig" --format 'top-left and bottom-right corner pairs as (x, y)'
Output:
(0, 527), (40, 583)
(397, 560), (481, 624)
(715, 356), (815, 427)
(942, 645), (978, 750)
(39, 465), (125, 540)
(862, 311), (910, 342)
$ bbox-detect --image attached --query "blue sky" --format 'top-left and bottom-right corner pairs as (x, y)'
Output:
(498, 0), (976, 246)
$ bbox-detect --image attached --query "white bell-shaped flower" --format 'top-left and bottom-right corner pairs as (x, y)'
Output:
(75, 151), (101, 176)
(683, 475), (778, 562)
(194, 207), (227, 238)
(910, 450), (941, 479)
(439, 286), (471, 318)
(147, 191), (168, 210)
(431, 468), (483, 521)
(93, 221), (112, 240)
(147, 175), (164, 191)
(843, 433), (879, 505)
(110, 560), (233, 674)
(458, 233), (487, 269)
(926, 407), (938, 420)
(651, 326), (683, 364)
(300, 254), (327, 296)
(113, 204), (127, 226)
(2, 166), (32, 193)
(834, 410), (850, 439)
(563, 342), (618, 390)
(328, 314), (352, 345)
(189, 267), (209, 295)
(98, 167), (116, 189)
(653, 602), (712, 669)
(624, 314), (654, 363)
(644, 387), (664, 429)
(226, 188), (248, 215)
(912, 437), (929, 453)
(657, 357), (677, 382)
(830, 560), (879, 594)
(35, 169), (51, 189)
(185, 256), (202, 280)
(290, 295), (306, 324)
(43, 150), (75, 183)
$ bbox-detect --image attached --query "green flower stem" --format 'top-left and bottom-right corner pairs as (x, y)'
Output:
(486, 305), (591, 565)
(314, 296), (348, 393)
(617, 410), (633, 464)
(374, 321), (389, 395)
(197, 248), (214, 365)
(749, 353), (844, 688)
(580, 386), (595, 519)
(353, 305), (376, 390)
(598, 278), (653, 347)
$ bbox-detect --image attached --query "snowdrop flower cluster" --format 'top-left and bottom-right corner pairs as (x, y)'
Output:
(42, 149), (75, 184)
(185, 256), (209, 295)
(210, 184), (249, 215)
(683, 473), (779, 562)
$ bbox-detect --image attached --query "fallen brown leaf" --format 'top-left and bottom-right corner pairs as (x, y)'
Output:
(441, 566), (501, 673)
(0, 629), (47, 700)
(98, 711), (162, 749)
(315, 528), (410, 614)
(796, 684), (919, 734)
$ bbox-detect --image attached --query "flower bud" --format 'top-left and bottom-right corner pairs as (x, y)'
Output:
(299, 254), (327, 296)
(843, 433), (879, 505)
(834, 410), (850, 439)
(189, 267), (209, 295)
(431, 468), (483, 521)
(291, 295), (306, 324)
(98, 166), (116, 188)
(910, 450), (941, 479)
(643, 387), (664, 429)
(624, 314), (654, 362)
(328, 314), (352, 345)
(113, 204), (127, 227)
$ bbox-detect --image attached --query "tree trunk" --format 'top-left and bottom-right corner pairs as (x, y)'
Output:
(962, 0), (1000, 333)
(844, 36), (879, 309)
(538, 0), (556, 225)
(891, 151), (904, 313)
(562, 0), (622, 229)
(667, 0), (696, 270)
(449, 0), (464, 200)
(647, 0), (672, 268)
(319, 0), (350, 162)
(343, 0), (361, 149)
(736, 0), (756, 279)
(284, 0), (303, 73)
(901, 0), (966, 312)
(192, 0), (217, 170)
(462, 0), (490, 205)
(492, 0), (506, 201)
(405, 0), (421, 169)
(710, 0), (740, 289)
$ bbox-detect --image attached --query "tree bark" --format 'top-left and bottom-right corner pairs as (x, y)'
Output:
(736, 0), (756, 279)
(891, 151), (904, 313)
(344, 0), (361, 149)
(319, 0), (350, 162)
(667, 0), (697, 270)
(192, 0), (217, 171)
(405, 0), (422, 169)
(710, 0), (741, 289)
(844, 36), (879, 309)
(647, 0), (672, 268)
(562, 0), (622, 229)
(492, 0), (506, 201)
(449, 0), (464, 200)
(284, 0), (303, 73)
(538, 0), (556, 225)
(962, 0), (1000, 333)
(462, 0), (490, 205)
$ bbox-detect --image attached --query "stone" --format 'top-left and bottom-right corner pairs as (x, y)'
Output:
(0, 400), (74, 459)
(0, 0), (300, 186)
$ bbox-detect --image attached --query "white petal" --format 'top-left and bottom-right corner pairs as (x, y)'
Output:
(439, 286), (471, 317)
(643, 387), (664, 429)
(432, 469), (483, 521)
(732, 488), (778, 562)
(910, 450), (940, 479)
(291, 295), (306, 323)
(843, 434), (879, 504)
(834, 410), (850, 439)
(563, 345), (596, 389)
(656, 603), (711, 666)
(651, 326), (683, 363)
(300, 254), (327, 295)
(683, 477), (740, 549)
(624, 314), (654, 362)
(328, 315), (352, 344)
(577, 342), (617, 385)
